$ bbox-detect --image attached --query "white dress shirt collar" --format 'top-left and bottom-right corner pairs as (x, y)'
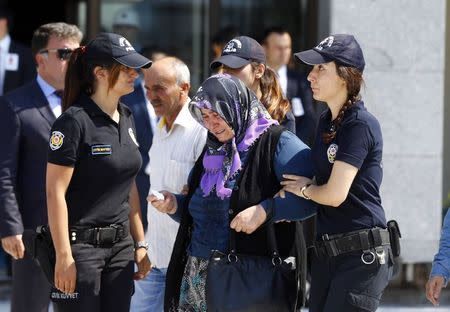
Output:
(277, 65), (288, 96)
(0, 34), (11, 52)
(36, 74), (62, 117)
(158, 97), (192, 134)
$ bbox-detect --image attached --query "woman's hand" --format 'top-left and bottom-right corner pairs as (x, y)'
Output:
(181, 184), (189, 195)
(134, 248), (152, 280)
(426, 276), (446, 306)
(148, 191), (177, 214)
(230, 205), (267, 234)
(54, 254), (77, 294)
(280, 174), (313, 198)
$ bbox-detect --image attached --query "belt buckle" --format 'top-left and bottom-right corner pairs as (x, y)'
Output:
(110, 224), (122, 241)
(93, 227), (101, 245)
(321, 234), (339, 257)
(93, 227), (116, 245)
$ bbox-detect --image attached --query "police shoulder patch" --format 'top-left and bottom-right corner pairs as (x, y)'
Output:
(327, 143), (338, 163)
(49, 131), (64, 151)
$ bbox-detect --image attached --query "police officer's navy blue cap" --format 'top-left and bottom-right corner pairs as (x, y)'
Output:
(294, 34), (365, 72)
(210, 36), (266, 69)
(85, 32), (151, 69)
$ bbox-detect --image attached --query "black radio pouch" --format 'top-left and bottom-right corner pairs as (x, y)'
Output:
(387, 220), (402, 258)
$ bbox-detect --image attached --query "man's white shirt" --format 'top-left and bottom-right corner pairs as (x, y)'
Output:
(277, 64), (288, 96)
(145, 98), (207, 268)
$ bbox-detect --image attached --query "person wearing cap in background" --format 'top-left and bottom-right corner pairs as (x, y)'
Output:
(262, 26), (318, 147)
(0, 22), (82, 312)
(280, 34), (394, 311)
(209, 26), (240, 74)
(211, 35), (296, 133)
(113, 6), (142, 52)
(45, 32), (151, 311)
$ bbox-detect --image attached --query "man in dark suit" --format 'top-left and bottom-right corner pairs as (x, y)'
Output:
(120, 76), (157, 231)
(263, 26), (319, 147)
(0, 6), (36, 95)
(117, 42), (165, 232)
(0, 22), (82, 312)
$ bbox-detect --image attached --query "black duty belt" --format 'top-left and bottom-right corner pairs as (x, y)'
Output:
(69, 222), (129, 246)
(316, 227), (390, 258)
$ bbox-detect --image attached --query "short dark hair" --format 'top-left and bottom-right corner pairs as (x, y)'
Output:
(262, 26), (290, 44)
(31, 22), (83, 57)
(211, 26), (240, 46)
(0, 6), (13, 29)
(141, 45), (168, 60)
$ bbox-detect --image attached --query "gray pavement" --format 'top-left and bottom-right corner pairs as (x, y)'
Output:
(0, 282), (448, 311)
(0, 303), (445, 311)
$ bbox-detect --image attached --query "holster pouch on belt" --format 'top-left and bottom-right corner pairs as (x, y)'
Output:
(387, 220), (401, 258)
(22, 225), (56, 286)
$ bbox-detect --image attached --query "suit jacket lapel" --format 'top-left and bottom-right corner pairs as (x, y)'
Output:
(31, 80), (56, 126)
(3, 41), (17, 94)
(286, 70), (296, 100)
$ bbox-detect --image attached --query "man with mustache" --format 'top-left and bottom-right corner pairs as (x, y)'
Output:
(130, 57), (206, 312)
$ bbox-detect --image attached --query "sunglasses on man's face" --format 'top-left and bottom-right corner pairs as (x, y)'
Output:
(39, 48), (73, 61)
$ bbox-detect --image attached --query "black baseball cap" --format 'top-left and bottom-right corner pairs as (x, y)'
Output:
(210, 36), (266, 69)
(85, 32), (151, 69)
(294, 34), (365, 72)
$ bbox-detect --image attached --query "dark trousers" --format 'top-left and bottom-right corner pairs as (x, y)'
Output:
(11, 257), (52, 312)
(309, 246), (393, 312)
(53, 235), (134, 312)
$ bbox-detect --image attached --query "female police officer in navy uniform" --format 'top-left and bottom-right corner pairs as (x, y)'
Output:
(46, 33), (152, 311)
(281, 34), (393, 311)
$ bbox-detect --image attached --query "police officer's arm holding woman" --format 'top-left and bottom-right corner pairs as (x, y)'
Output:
(46, 33), (151, 311)
(281, 35), (393, 311)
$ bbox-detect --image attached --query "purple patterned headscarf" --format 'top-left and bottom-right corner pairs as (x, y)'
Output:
(189, 74), (278, 199)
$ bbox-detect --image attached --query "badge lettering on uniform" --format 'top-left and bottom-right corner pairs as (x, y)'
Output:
(128, 128), (139, 147)
(291, 97), (304, 117)
(5, 53), (19, 71)
(49, 131), (64, 151)
(91, 144), (112, 155)
(327, 143), (338, 163)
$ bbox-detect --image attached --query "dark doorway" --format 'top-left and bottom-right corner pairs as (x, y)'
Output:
(7, 0), (76, 47)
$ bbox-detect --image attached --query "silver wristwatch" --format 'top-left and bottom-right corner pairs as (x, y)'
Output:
(134, 240), (149, 250)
